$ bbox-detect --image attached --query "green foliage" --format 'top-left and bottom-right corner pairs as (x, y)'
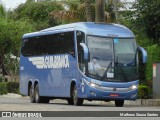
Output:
(0, 82), (19, 95)
(49, 1), (90, 23)
(0, 18), (34, 56)
(0, 82), (7, 95)
(0, 18), (34, 76)
(12, 1), (63, 30)
(132, 0), (160, 44)
(0, 4), (6, 17)
(7, 82), (19, 94)
(145, 45), (160, 80)
(138, 85), (149, 99)
(4, 54), (19, 77)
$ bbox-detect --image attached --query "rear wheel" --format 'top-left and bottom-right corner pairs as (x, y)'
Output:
(72, 85), (84, 106)
(115, 100), (124, 107)
(29, 85), (35, 103)
(34, 84), (50, 103)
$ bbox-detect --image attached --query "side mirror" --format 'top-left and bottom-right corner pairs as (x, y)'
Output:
(80, 43), (89, 60)
(137, 46), (147, 63)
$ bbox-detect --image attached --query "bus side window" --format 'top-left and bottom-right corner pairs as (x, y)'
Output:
(58, 32), (75, 57)
(76, 31), (85, 72)
(21, 38), (37, 57)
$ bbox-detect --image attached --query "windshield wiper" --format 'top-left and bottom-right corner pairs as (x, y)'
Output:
(101, 61), (112, 81)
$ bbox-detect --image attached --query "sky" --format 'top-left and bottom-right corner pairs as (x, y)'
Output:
(0, 0), (27, 10)
(0, 0), (135, 10)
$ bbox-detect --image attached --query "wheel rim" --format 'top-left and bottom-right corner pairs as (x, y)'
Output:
(30, 87), (34, 100)
(35, 87), (39, 102)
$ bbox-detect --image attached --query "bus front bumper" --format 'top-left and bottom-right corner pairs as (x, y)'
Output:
(79, 80), (138, 101)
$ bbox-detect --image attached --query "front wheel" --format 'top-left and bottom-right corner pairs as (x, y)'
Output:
(67, 98), (74, 105)
(115, 100), (124, 107)
(72, 85), (84, 106)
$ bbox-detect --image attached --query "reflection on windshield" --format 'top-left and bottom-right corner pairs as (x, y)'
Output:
(114, 38), (136, 65)
(87, 36), (114, 78)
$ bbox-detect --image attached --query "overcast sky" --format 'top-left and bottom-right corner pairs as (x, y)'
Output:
(0, 0), (135, 10)
(0, 0), (27, 10)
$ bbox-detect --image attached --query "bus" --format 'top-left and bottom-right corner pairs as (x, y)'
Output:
(20, 22), (147, 107)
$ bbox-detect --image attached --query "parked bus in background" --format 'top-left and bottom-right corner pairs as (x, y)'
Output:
(20, 22), (147, 107)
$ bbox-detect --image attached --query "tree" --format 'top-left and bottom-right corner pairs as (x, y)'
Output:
(95, 0), (105, 22)
(85, 0), (94, 21)
(49, 0), (90, 23)
(112, 0), (119, 23)
(0, 4), (6, 18)
(11, 1), (63, 30)
(132, 0), (160, 44)
(0, 18), (35, 77)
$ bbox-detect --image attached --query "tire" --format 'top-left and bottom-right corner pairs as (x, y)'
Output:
(29, 85), (35, 103)
(72, 85), (84, 106)
(34, 84), (41, 103)
(34, 84), (50, 103)
(115, 100), (124, 107)
(42, 97), (50, 103)
(67, 98), (74, 105)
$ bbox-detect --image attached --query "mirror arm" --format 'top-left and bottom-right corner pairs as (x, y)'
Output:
(80, 43), (89, 60)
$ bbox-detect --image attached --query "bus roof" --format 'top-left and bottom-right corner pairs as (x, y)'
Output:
(22, 22), (134, 39)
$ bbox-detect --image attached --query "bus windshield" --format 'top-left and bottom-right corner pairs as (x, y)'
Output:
(87, 36), (114, 77)
(87, 36), (138, 82)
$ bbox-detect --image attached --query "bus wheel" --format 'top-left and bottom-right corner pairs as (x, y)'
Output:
(42, 97), (50, 103)
(72, 85), (84, 106)
(115, 100), (124, 107)
(29, 85), (35, 103)
(67, 98), (74, 105)
(35, 84), (42, 103)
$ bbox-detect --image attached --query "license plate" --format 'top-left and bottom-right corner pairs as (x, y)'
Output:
(110, 94), (119, 97)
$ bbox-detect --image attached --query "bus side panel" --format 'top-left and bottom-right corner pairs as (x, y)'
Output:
(20, 54), (78, 98)
(19, 55), (31, 96)
(39, 55), (78, 97)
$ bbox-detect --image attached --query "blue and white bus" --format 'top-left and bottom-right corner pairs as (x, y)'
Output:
(20, 22), (147, 107)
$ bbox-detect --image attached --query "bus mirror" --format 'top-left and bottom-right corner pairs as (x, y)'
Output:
(80, 43), (89, 60)
(137, 46), (147, 63)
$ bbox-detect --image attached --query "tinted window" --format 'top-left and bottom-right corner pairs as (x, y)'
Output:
(76, 31), (85, 71)
(21, 38), (38, 56)
(21, 31), (75, 57)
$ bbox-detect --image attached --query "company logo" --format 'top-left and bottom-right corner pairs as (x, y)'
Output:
(2, 112), (11, 117)
(29, 55), (70, 69)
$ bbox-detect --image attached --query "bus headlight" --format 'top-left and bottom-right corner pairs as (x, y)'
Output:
(130, 85), (138, 90)
(83, 79), (100, 88)
(90, 83), (96, 87)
